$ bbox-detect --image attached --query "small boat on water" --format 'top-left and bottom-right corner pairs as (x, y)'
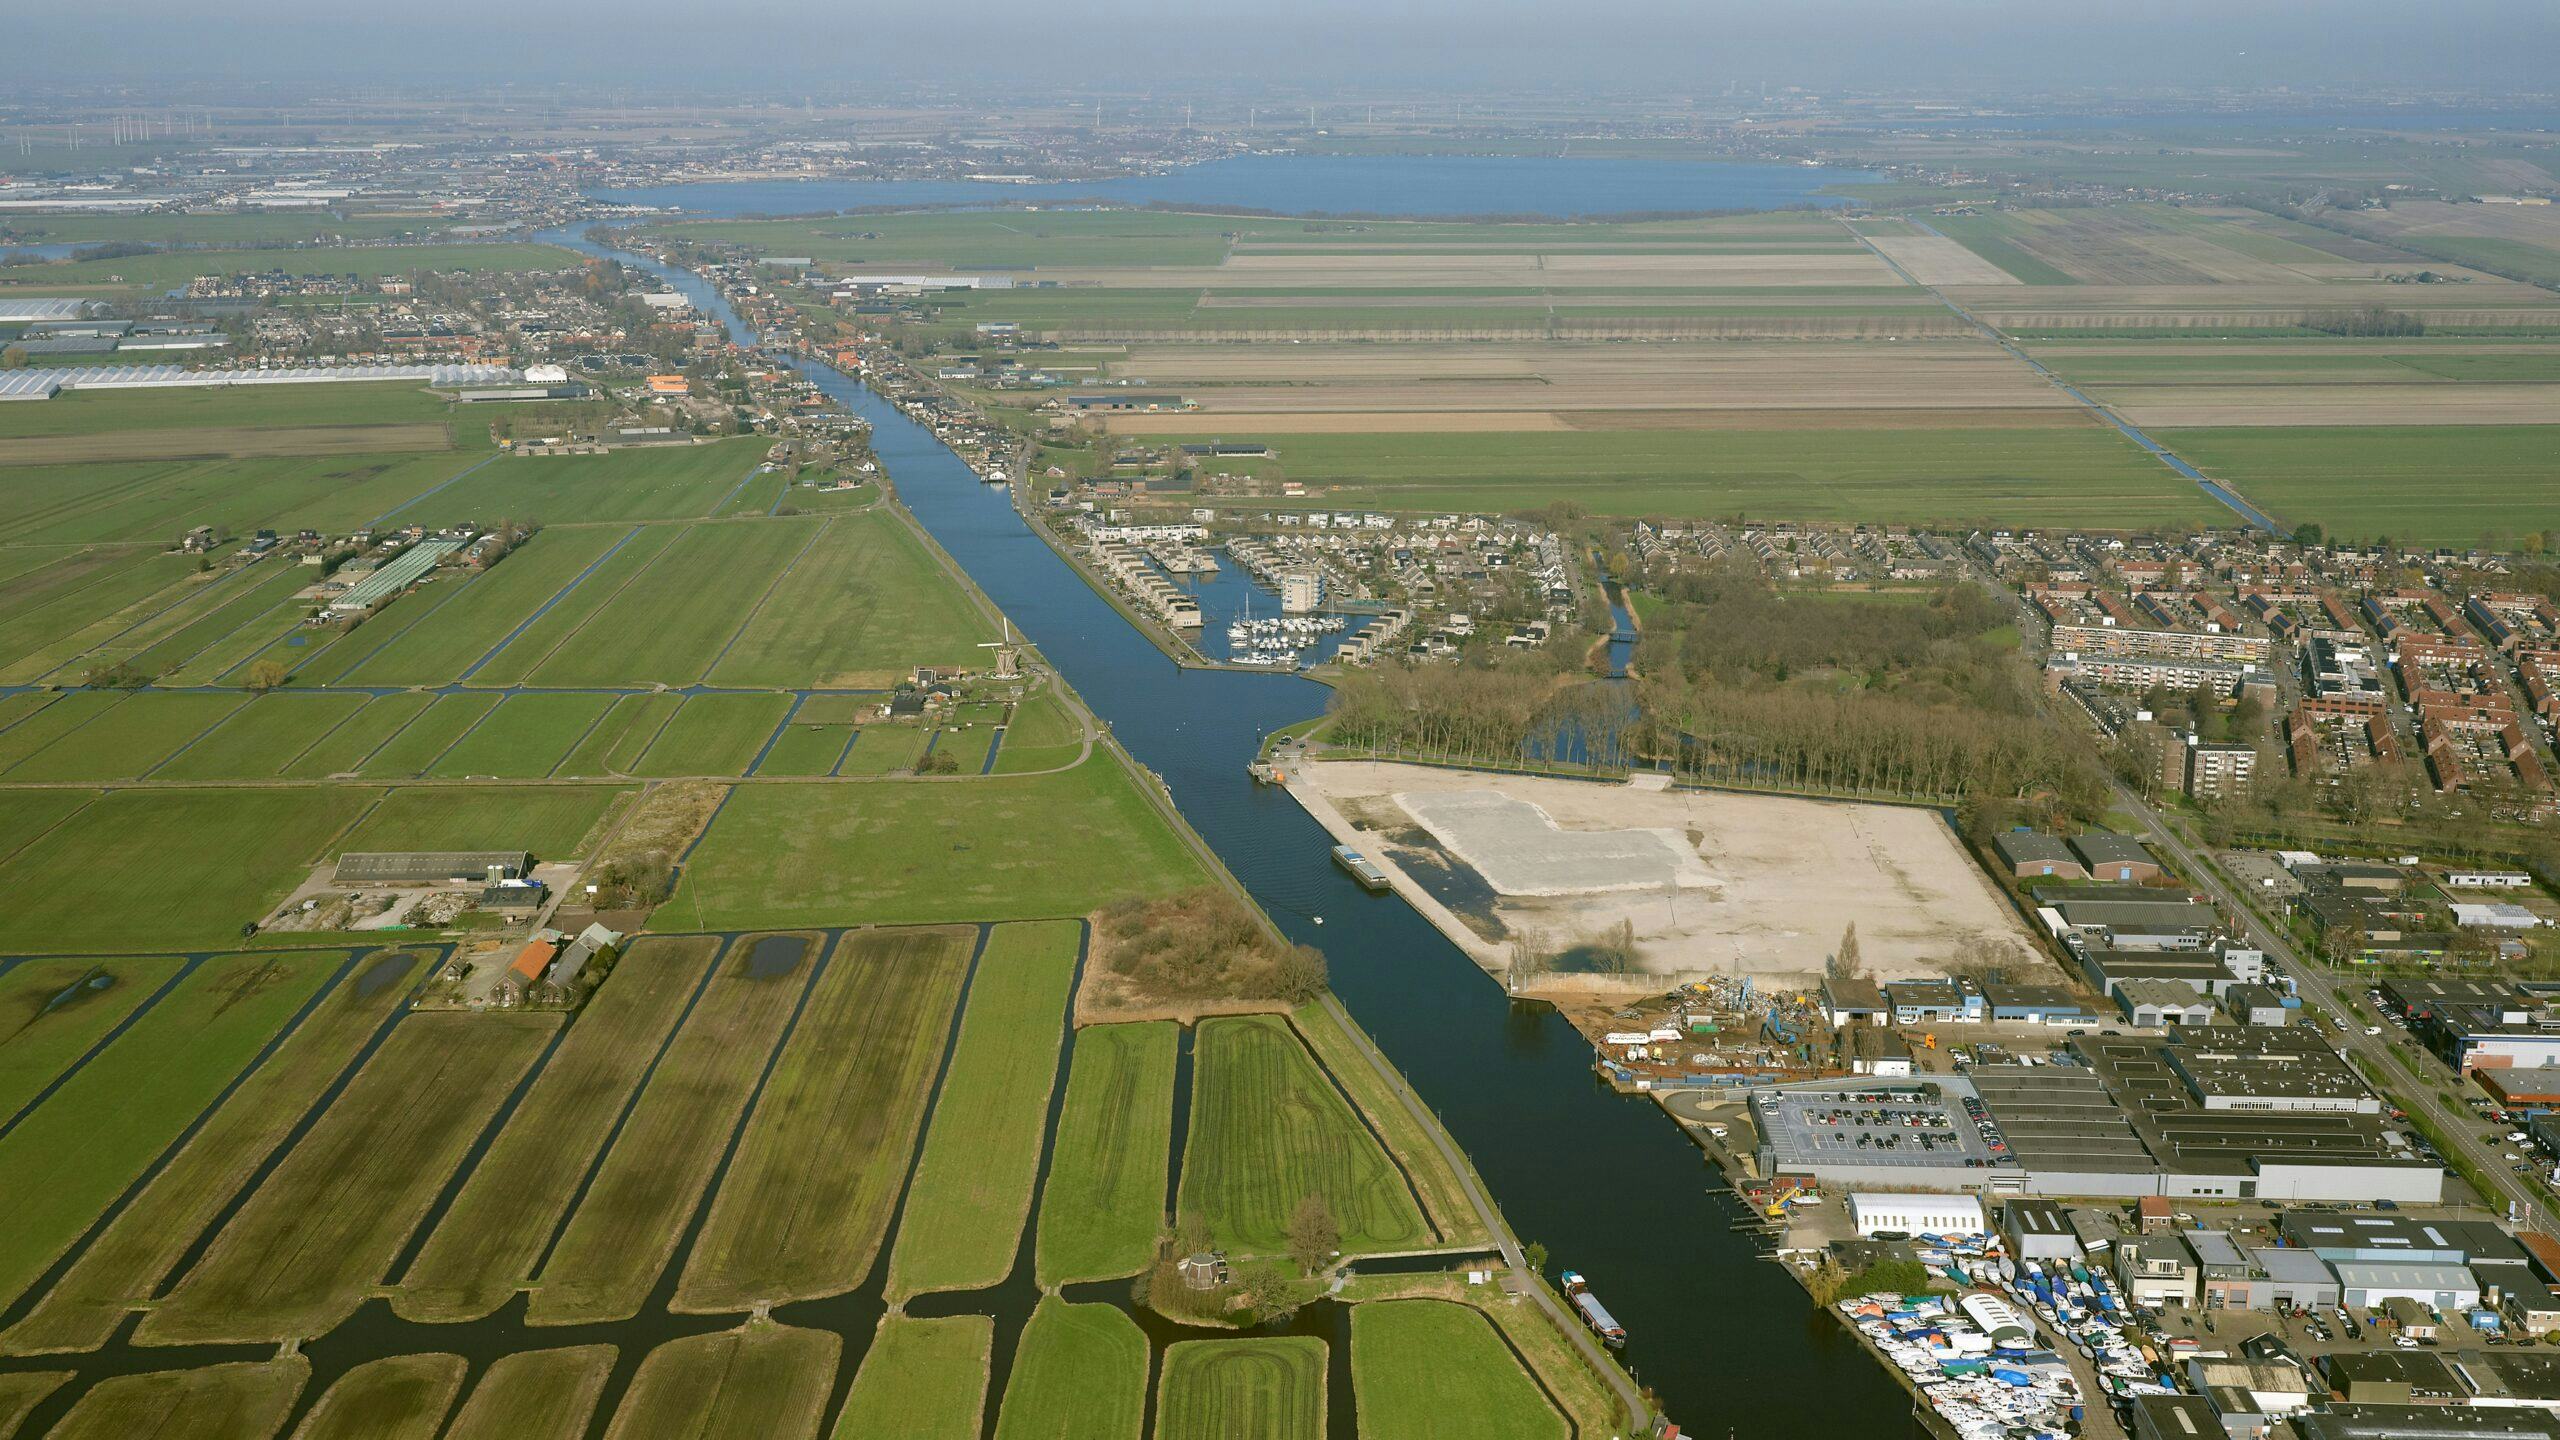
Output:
(1560, 1271), (1627, 1348)
(1332, 845), (1390, 891)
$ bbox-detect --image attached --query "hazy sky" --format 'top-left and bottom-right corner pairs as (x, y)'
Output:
(18, 1), (2560, 99)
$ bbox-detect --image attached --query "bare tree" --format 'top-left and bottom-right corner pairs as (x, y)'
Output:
(1827, 923), (1865, 986)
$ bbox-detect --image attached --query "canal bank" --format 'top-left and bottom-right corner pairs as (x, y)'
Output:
(560, 223), (1919, 1437)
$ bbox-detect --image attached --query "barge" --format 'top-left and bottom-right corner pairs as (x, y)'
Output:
(1332, 845), (1391, 891)
(1560, 1271), (1627, 1348)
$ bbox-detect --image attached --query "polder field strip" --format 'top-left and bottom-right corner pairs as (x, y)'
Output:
(0, 956), (176, 1122)
(0, 451), (491, 550)
(831, 1315), (994, 1440)
(0, 550), (209, 683)
(411, 524), (682, 686)
(339, 525), (629, 686)
(0, 788), (375, 953)
(992, 1298), (1150, 1440)
(1290, 1003), (1484, 1248)
(278, 693), (436, 778)
(333, 786), (628, 858)
(752, 718), (855, 777)
(679, 926), (976, 1311)
(150, 692), (371, 781)
(526, 518), (821, 688)
(0, 1372), (71, 1434)
(1154, 1336), (1327, 1440)
(398, 440), (775, 529)
(835, 722), (930, 775)
(629, 691), (795, 777)
(1179, 1014), (1431, 1257)
(0, 693), (122, 772)
(602, 1323), (839, 1440)
(1, 950), (425, 1355)
(3, 691), (243, 781)
(393, 936), (718, 1324)
(136, 1010), (559, 1345)
(2157, 424), (2560, 545)
(554, 693), (682, 777)
(56, 555), (309, 684)
(439, 1345), (616, 1440)
(287, 1353), (469, 1440)
(41, 1357), (309, 1440)
(879, 921), (1079, 1300)
(992, 691), (1085, 775)
(355, 693), (504, 778)
(427, 692), (618, 778)
(528, 933), (821, 1326)
(1351, 1300), (1568, 1440)
(0, 953), (335, 1315)
(706, 509), (996, 689)
(0, 788), (93, 869)
(1035, 1020), (1176, 1286)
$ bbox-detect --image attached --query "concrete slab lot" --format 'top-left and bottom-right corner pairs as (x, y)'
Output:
(1398, 789), (1713, 896)
(1757, 1084), (2005, 1174)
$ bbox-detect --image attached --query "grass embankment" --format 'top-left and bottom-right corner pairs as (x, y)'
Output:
(882, 921), (1079, 1298)
(831, 1315), (994, 1440)
(137, 1011), (558, 1345)
(394, 938), (719, 1323)
(678, 926), (975, 1310)
(991, 1299), (1150, 1440)
(5, 950), (417, 1353)
(1179, 1014), (1431, 1257)
(1155, 1337), (1327, 1440)
(529, 935), (817, 1325)
(1352, 1301), (1568, 1440)
(1036, 1021), (1178, 1285)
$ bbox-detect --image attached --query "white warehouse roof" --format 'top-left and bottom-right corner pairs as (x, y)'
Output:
(1848, 1192), (1986, 1237)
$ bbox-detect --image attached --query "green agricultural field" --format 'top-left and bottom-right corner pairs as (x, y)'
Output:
(629, 692), (793, 778)
(0, 956), (178, 1121)
(1037, 1021), (1177, 1285)
(0, 788), (374, 951)
(1291, 1004), (1483, 1247)
(355, 693), (502, 777)
(1179, 1014), (1430, 1257)
(1155, 1337), (1326, 1440)
(1138, 426), (2216, 527)
(0, 241), (582, 296)
(679, 926), (974, 1311)
(832, 1315), (993, 1440)
(2165, 425), (2560, 545)
(277, 693), (436, 777)
(4, 950), (419, 1354)
(992, 1299), (1149, 1440)
(837, 723), (931, 776)
(752, 720), (857, 776)
(531, 936), (818, 1326)
(883, 922), (1078, 1298)
(553, 693), (682, 777)
(462, 526), (683, 684)
(41, 1358), (308, 1440)
(439, 1346), (616, 1440)
(0, 787), (97, 866)
(0, 383), (452, 441)
(661, 756), (1210, 930)
(402, 441), (771, 528)
(0, 1373), (70, 1435)
(2, 691), (244, 781)
(0, 551), (211, 681)
(603, 1324), (838, 1440)
(706, 511), (994, 689)
(346, 526), (630, 685)
(288, 1353), (469, 1440)
(427, 693), (619, 777)
(85, 559), (311, 681)
(0, 952), (333, 1312)
(396, 938), (716, 1324)
(1352, 1302), (1566, 1440)
(993, 692), (1086, 775)
(0, 693), (122, 771)
(138, 1011), (558, 1345)
(529, 520), (818, 687)
(0, 451), (478, 548)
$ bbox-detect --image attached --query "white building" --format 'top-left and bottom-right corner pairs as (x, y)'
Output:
(2453, 903), (2544, 930)
(1848, 1192), (1985, 1238)
(1280, 569), (1322, 614)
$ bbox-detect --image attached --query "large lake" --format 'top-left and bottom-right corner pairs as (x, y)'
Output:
(587, 152), (1880, 219)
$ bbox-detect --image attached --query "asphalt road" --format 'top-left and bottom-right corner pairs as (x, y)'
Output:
(2106, 782), (2549, 1236)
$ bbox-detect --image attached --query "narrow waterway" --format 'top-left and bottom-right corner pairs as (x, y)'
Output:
(546, 225), (1917, 1436)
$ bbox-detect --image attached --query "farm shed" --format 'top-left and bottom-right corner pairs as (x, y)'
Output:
(334, 850), (533, 886)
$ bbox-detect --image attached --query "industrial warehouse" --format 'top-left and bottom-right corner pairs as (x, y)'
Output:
(1753, 1026), (2443, 1205)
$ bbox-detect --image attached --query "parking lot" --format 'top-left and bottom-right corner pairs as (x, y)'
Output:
(1756, 1085), (2009, 1172)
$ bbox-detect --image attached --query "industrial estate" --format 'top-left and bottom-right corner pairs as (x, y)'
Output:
(0, 44), (2558, 1440)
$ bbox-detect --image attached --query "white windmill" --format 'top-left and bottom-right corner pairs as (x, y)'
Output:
(979, 617), (1021, 679)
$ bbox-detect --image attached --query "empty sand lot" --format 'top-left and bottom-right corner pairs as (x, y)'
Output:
(1289, 761), (2042, 989)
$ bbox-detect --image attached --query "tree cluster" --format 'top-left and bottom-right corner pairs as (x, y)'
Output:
(1094, 887), (1326, 1005)
(2304, 305), (2425, 337)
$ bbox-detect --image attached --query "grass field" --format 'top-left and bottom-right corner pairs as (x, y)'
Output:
(440, 1346), (616, 1440)
(460, 526), (682, 683)
(403, 442), (770, 528)
(882, 921), (1078, 1299)
(1155, 1337), (1326, 1440)
(0, 241), (582, 296)
(630, 692), (793, 778)
(1291, 1004), (1482, 1247)
(837, 723), (931, 776)
(345, 526), (630, 685)
(992, 693), (1085, 775)
(0, 1372), (71, 1436)
(278, 693), (436, 777)
(332, 785), (627, 859)
(288, 1353), (469, 1440)
(529, 935), (817, 1326)
(0, 384), (451, 441)
(0, 451), (476, 547)
(2, 951), (417, 1354)
(1036, 1021), (1177, 1285)
(152, 693), (371, 780)
(395, 937), (717, 1324)
(427, 693), (619, 777)
(753, 720), (857, 776)
(1179, 1015), (1429, 1257)
(2164, 424), (2560, 544)
(992, 1299), (1150, 1440)
(1351, 1301), (1566, 1440)
(138, 1011), (558, 1345)
(1, 691), (243, 780)
(356, 693), (502, 777)
(706, 511), (994, 688)
(678, 926), (975, 1311)
(0, 953), (331, 1313)
(529, 520), (818, 687)
(602, 1324), (838, 1440)
(831, 1315), (994, 1440)
(0, 956), (175, 1121)
(41, 1357), (308, 1440)
(660, 756), (1210, 930)
(553, 693), (683, 777)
